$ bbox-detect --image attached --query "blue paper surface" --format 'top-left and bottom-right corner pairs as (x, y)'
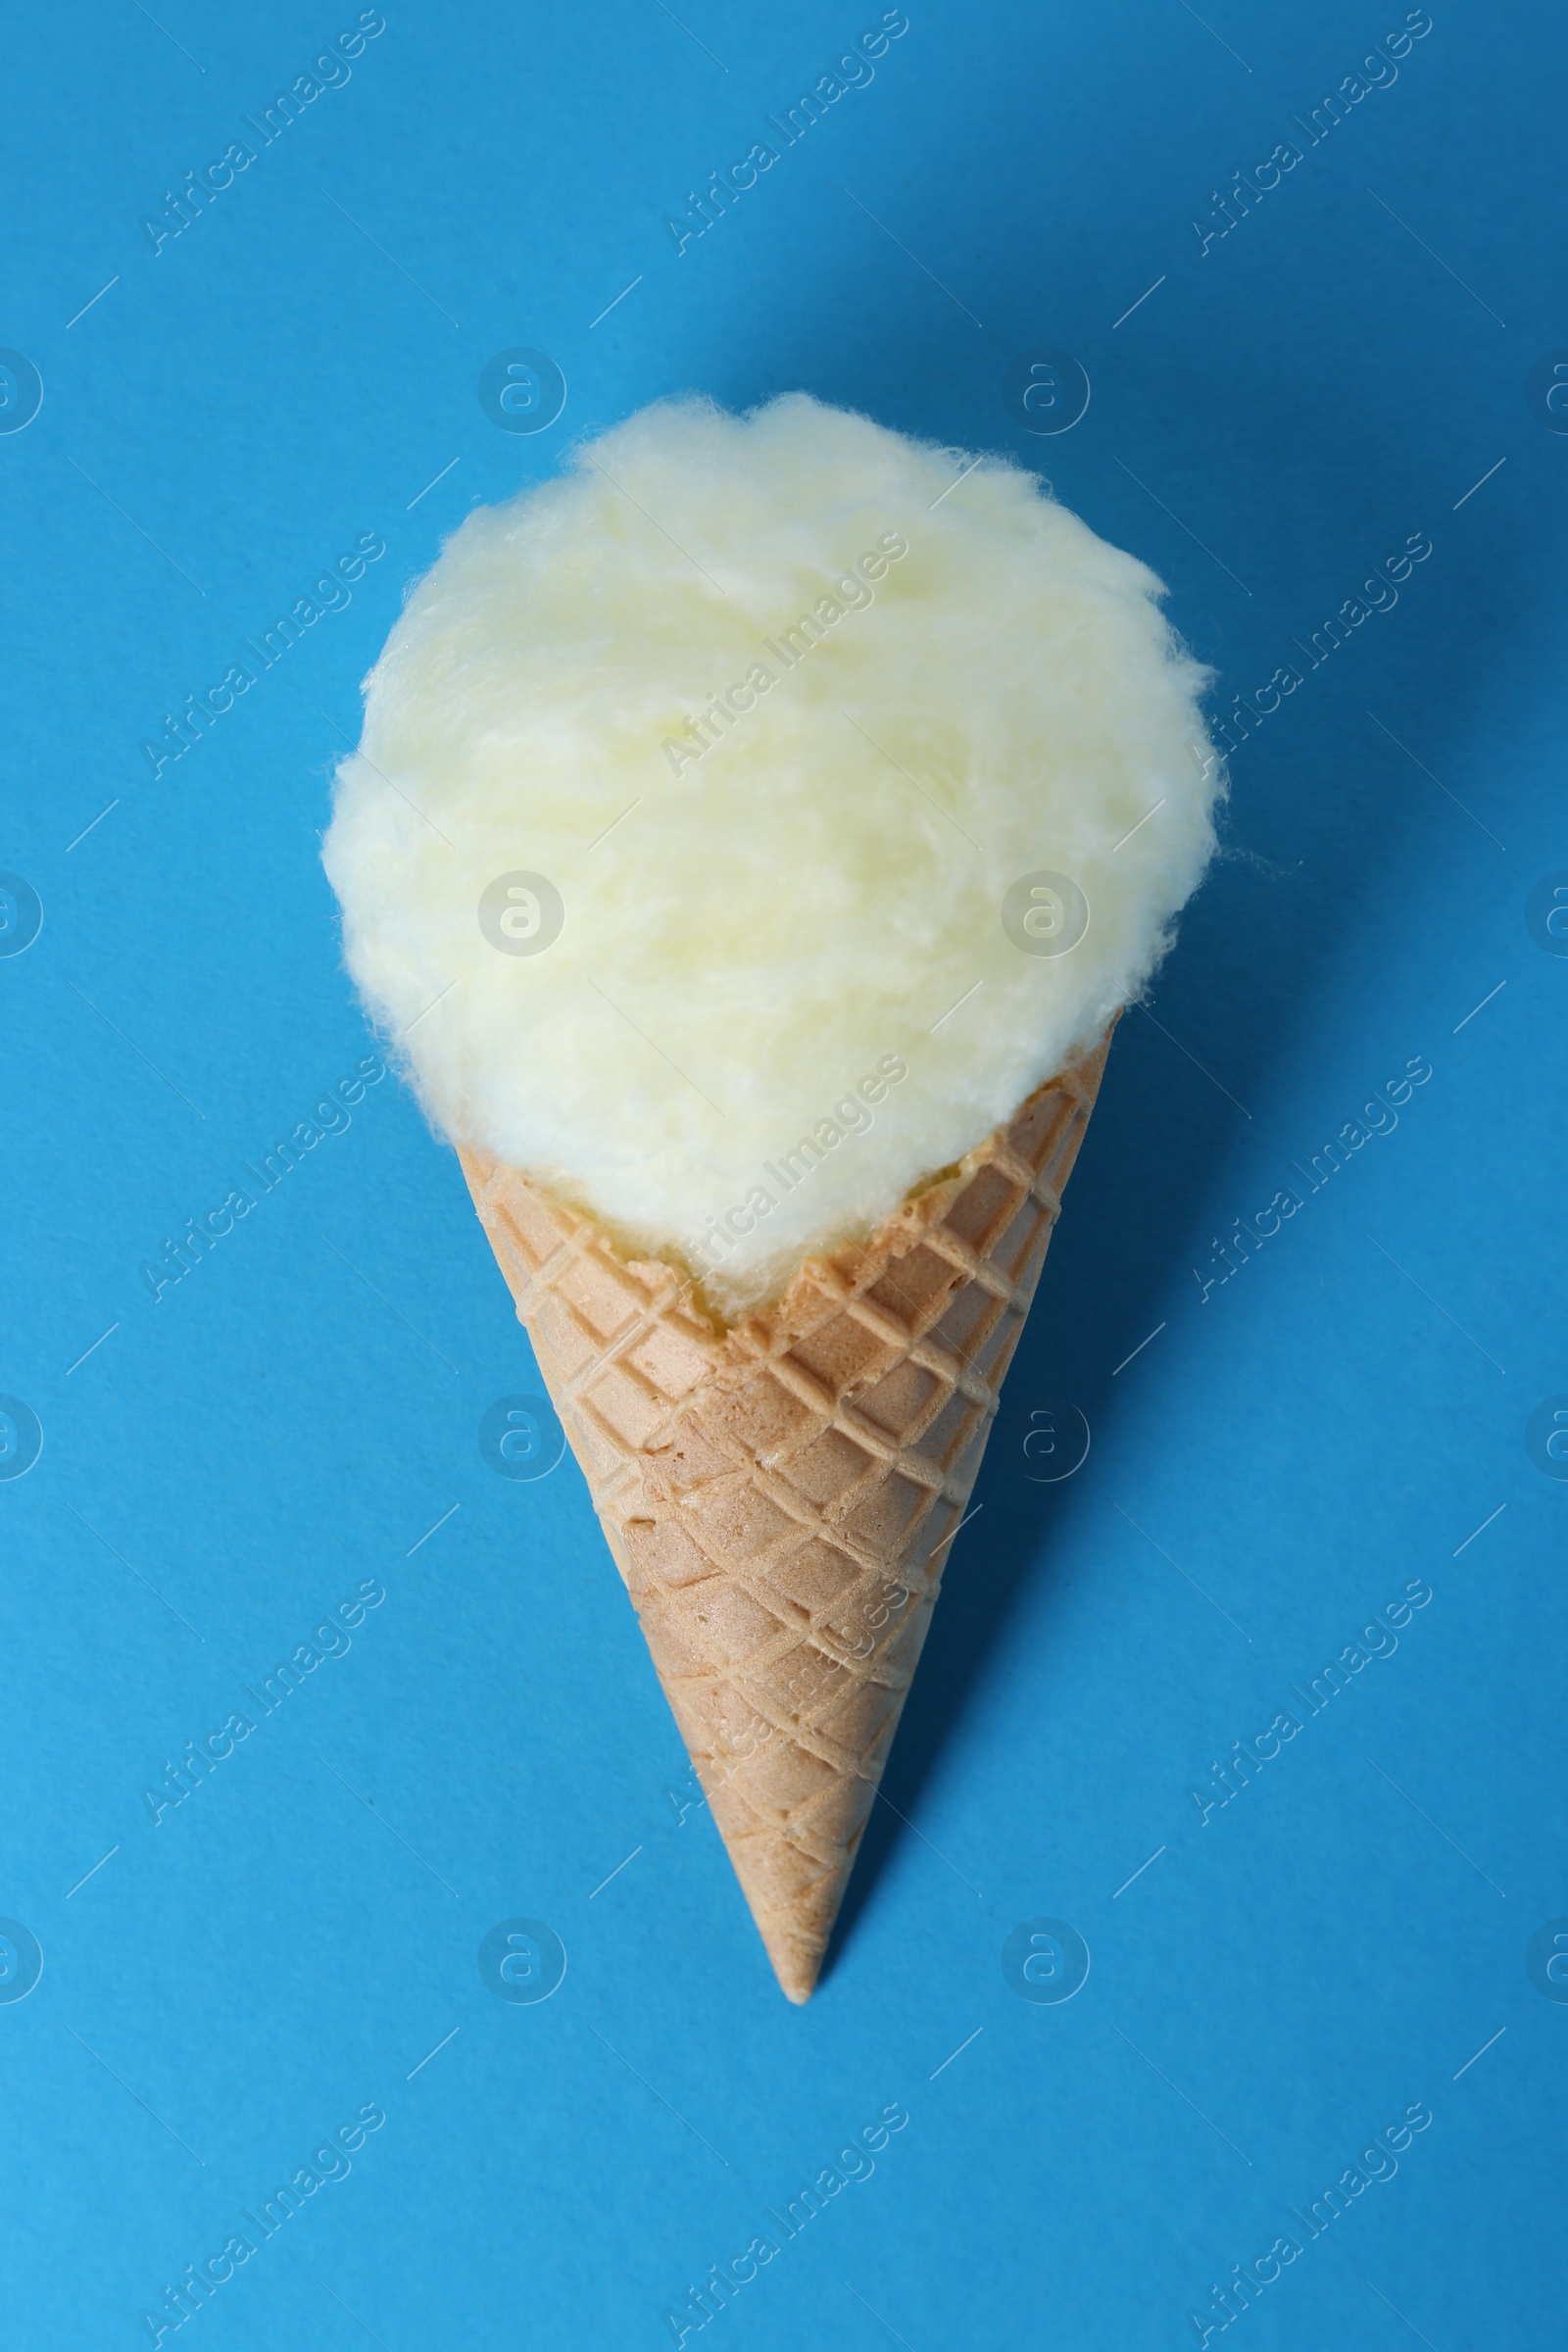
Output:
(2, 4), (1563, 2345)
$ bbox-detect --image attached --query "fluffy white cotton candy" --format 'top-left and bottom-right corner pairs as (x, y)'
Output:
(323, 393), (1220, 1315)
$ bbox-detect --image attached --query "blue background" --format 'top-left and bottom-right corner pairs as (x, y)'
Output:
(2, 2), (1563, 2345)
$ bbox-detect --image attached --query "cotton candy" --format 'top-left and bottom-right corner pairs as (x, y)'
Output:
(323, 392), (1220, 1312)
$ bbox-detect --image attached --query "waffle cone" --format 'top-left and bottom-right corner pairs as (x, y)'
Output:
(458, 1027), (1113, 2001)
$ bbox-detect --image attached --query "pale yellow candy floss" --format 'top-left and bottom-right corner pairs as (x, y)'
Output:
(323, 393), (1221, 1313)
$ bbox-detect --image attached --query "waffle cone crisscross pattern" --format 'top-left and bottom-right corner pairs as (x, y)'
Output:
(459, 1028), (1112, 2001)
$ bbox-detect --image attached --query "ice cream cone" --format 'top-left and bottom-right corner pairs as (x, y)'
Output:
(458, 1023), (1114, 2002)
